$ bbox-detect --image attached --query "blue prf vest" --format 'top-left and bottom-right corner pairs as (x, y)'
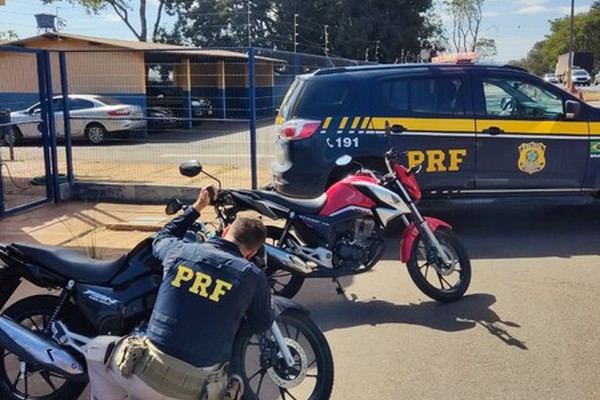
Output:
(147, 239), (265, 367)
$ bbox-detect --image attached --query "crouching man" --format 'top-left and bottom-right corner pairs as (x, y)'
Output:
(84, 186), (273, 400)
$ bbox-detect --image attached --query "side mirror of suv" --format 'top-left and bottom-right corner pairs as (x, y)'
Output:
(564, 100), (581, 120)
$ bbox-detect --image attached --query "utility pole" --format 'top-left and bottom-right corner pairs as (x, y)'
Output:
(324, 25), (329, 56)
(247, 0), (251, 47)
(567, 0), (575, 90)
(293, 13), (298, 53)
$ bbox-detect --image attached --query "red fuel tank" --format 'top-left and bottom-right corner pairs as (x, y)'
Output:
(319, 175), (378, 216)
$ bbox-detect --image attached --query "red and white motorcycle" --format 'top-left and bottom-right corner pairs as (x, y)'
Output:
(180, 123), (471, 302)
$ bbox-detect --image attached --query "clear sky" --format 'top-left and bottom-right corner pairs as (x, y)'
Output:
(0, 0), (595, 63)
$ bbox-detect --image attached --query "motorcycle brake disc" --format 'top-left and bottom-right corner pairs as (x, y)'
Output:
(266, 338), (308, 389)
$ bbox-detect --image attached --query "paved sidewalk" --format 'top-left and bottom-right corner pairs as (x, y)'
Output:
(0, 201), (172, 258)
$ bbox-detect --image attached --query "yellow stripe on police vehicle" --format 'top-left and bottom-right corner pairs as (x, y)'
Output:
(323, 116), (473, 173)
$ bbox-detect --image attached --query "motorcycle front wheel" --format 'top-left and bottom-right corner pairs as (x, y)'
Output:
(231, 309), (334, 400)
(0, 295), (89, 400)
(406, 228), (471, 302)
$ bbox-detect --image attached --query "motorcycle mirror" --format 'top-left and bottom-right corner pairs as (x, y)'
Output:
(335, 155), (352, 166)
(165, 198), (183, 215)
(179, 160), (202, 177)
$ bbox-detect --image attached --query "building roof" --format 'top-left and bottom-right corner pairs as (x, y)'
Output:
(2, 32), (283, 63)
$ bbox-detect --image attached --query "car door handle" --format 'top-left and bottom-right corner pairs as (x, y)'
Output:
(390, 124), (406, 134)
(482, 126), (504, 135)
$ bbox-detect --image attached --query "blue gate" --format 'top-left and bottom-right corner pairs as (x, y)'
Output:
(0, 47), (59, 217)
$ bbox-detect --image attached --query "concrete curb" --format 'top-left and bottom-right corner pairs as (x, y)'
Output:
(105, 223), (161, 232)
(71, 182), (198, 204)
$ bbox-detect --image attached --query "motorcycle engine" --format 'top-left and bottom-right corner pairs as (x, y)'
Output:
(332, 218), (380, 270)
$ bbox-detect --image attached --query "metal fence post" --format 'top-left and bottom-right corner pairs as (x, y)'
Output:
(40, 51), (60, 203)
(36, 51), (54, 203)
(248, 47), (257, 189)
(0, 109), (13, 161)
(59, 51), (75, 184)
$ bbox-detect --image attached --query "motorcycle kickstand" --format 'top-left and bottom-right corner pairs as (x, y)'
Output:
(332, 278), (345, 295)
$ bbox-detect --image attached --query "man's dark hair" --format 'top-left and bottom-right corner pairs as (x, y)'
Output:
(229, 217), (267, 251)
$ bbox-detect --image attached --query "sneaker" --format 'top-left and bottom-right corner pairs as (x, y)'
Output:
(223, 374), (244, 400)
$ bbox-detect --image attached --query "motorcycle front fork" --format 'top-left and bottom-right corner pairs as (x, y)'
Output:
(401, 204), (453, 268)
(271, 321), (295, 367)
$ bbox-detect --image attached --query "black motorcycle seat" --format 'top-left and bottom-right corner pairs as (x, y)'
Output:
(11, 243), (128, 284)
(254, 191), (327, 214)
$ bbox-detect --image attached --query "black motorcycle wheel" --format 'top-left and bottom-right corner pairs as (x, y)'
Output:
(231, 309), (334, 400)
(0, 295), (89, 400)
(263, 226), (305, 299)
(406, 228), (471, 302)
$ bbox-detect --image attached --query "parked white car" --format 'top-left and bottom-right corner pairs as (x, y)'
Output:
(8, 95), (146, 145)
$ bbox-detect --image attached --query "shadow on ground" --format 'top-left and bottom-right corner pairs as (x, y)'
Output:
(299, 290), (527, 350)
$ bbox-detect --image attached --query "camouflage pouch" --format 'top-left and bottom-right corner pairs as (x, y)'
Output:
(114, 336), (148, 378)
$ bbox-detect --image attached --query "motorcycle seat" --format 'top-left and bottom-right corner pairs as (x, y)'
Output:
(11, 243), (127, 284)
(254, 191), (327, 214)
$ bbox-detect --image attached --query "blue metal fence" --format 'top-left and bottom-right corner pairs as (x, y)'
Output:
(0, 44), (366, 212)
(0, 46), (56, 217)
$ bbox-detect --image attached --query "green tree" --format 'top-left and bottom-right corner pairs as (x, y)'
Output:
(507, 41), (547, 75)
(161, 0), (438, 62)
(0, 30), (18, 41)
(475, 37), (496, 61)
(519, 1), (600, 76)
(445, 0), (483, 52)
(42, 0), (166, 41)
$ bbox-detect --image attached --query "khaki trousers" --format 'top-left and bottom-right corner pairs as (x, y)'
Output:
(85, 336), (227, 400)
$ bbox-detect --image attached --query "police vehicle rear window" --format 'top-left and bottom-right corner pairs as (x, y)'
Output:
(278, 78), (306, 121)
(292, 80), (358, 118)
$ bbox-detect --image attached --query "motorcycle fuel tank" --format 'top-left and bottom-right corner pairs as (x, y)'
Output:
(319, 175), (377, 216)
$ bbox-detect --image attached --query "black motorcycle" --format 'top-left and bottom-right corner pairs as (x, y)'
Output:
(0, 229), (334, 399)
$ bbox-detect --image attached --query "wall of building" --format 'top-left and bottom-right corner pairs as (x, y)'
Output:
(0, 38), (146, 111)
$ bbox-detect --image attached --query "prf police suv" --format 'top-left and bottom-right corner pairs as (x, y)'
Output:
(271, 60), (600, 199)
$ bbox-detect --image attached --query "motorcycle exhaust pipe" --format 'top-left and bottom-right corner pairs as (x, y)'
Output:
(0, 315), (86, 377)
(263, 244), (312, 275)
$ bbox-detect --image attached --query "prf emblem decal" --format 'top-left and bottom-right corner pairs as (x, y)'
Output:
(590, 141), (600, 158)
(518, 142), (546, 175)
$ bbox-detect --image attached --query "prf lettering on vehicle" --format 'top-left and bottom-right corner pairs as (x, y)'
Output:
(321, 117), (468, 172)
(406, 149), (467, 172)
(171, 265), (233, 303)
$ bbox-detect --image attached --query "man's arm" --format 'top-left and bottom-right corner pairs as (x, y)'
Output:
(152, 186), (214, 262)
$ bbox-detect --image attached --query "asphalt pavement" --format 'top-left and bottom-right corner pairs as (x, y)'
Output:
(1, 198), (600, 399)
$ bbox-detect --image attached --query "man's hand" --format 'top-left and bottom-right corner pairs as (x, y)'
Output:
(192, 185), (217, 213)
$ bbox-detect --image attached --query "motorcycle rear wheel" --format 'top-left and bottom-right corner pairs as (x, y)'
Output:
(263, 226), (305, 299)
(231, 309), (334, 400)
(0, 295), (89, 400)
(406, 228), (471, 302)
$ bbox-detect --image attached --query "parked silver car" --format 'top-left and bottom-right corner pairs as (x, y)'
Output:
(571, 68), (591, 86)
(8, 95), (146, 145)
(543, 73), (560, 84)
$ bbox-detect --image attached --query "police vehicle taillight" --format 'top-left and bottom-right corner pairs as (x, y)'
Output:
(279, 119), (321, 141)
